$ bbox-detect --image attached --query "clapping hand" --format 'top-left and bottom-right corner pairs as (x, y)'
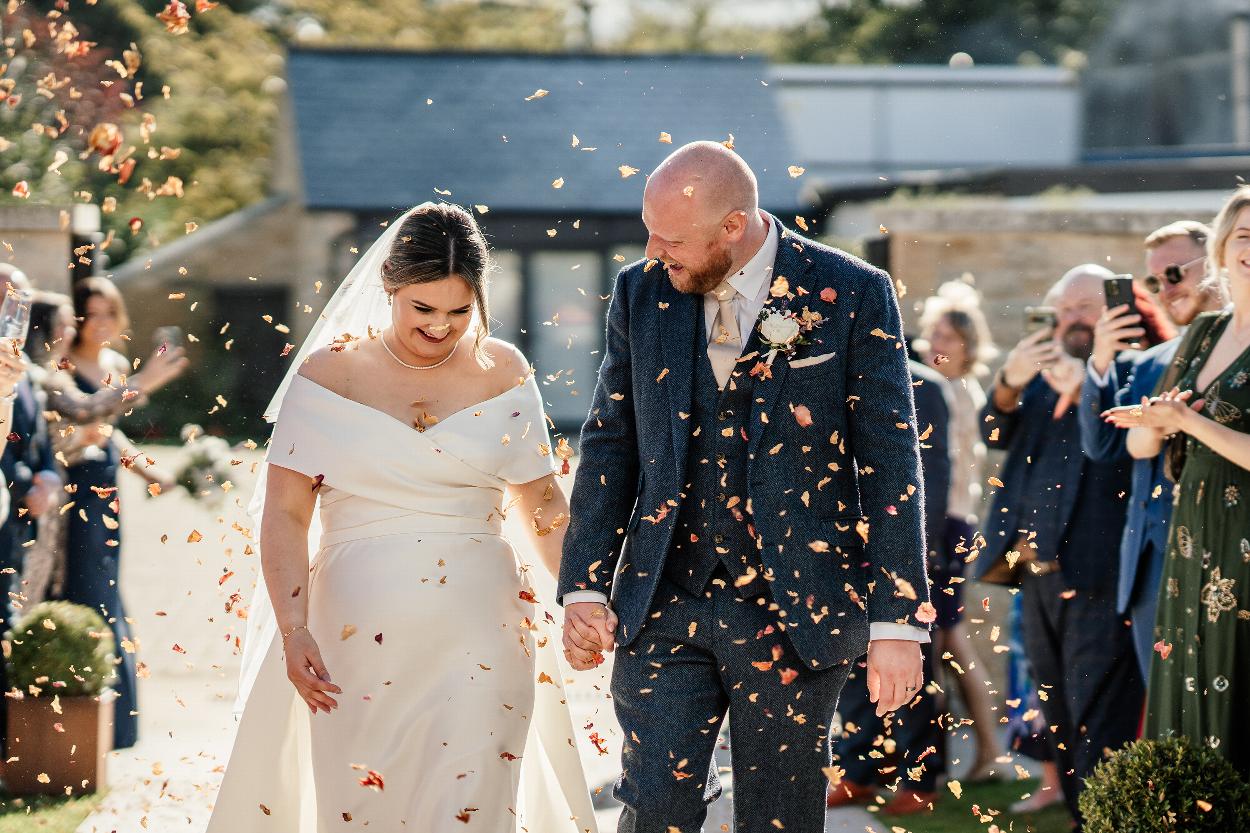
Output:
(1102, 387), (1204, 435)
(562, 602), (618, 671)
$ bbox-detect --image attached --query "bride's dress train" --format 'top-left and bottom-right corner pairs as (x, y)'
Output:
(205, 372), (596, 832)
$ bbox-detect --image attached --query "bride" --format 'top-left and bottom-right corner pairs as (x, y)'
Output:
(206, 203), (598, 832)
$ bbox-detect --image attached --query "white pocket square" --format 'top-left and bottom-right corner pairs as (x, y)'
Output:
(789, 352), (836, 369)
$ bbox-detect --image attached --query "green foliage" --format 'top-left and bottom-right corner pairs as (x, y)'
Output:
(5, 601), (116, 698)
(0, 791), (103, 833)
(1079, 737), (1250, 833)
(879, 776), (1071, 833)
(777, 0), (1120, 66)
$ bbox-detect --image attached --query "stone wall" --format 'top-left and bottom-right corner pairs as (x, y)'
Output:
(873, 198), (1220, 351)
(0, 204), (77, 295)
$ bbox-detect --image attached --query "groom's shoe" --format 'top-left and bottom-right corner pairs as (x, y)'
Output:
(880, 789), (938, 815)
(825, 780), (875, 808)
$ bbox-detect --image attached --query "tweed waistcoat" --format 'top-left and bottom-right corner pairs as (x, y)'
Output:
(664, 322), (766, 597)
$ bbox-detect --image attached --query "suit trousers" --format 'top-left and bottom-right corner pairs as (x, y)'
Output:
(1020, 571), (1144, 827)
(612, 565), (853, 833)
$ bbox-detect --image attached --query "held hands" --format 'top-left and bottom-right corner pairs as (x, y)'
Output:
(1001, 329), (1061, 390)
(1091, 304), (1145, 377)
(282, 626), (342, 714)
(1102, 387), (1204, 435)
(562, 602), (618, 671)
(866, 638), (924, 717)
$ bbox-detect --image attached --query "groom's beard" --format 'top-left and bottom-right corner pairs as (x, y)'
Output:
(667, 246), (734, 295)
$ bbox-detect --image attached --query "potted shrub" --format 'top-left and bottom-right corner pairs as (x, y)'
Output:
(4, 600), (116, 795)
(1080, 736), (1250, 833)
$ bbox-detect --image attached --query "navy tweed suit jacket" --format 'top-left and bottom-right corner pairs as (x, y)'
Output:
(558, 218), (931, 671)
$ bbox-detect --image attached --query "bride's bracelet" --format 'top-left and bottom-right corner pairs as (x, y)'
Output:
(281, 624), (310, 641)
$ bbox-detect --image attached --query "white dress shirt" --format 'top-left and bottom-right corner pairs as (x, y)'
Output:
(566, 217), (927, 643)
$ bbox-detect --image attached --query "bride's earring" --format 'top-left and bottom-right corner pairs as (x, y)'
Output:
(386, 293), (394, 306)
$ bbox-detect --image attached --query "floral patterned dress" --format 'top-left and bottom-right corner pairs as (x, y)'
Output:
(1145, 310), (1250, 774)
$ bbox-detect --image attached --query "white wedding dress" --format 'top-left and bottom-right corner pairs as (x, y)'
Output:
(205, 371), (597, 832)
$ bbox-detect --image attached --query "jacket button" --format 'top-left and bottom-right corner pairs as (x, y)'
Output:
(717, 493), (727, 503)
(714, 534), (724, 544)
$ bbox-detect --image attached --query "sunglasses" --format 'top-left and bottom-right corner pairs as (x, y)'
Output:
(1142, 256), (1206, 294)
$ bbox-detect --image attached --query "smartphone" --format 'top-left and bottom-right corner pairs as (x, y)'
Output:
(1104, 275), (1138, 318)
(1024, 306), (1057, 337)
(153, 325), (184, 351)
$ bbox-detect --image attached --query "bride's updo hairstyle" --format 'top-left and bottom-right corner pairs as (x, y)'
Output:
(382, 202), (493, 367)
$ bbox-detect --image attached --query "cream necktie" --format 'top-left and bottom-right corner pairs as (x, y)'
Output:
(708, 280), (742, 389)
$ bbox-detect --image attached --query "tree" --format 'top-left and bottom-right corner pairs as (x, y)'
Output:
(774, 0), (1120, 66)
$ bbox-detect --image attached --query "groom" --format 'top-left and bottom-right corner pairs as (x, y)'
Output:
(559, 141), (931, 832)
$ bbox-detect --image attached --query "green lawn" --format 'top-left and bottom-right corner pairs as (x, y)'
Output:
(874, 778), (1072, 833)
(0, 792), (104, 833)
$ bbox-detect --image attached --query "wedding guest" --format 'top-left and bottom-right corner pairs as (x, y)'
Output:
(0, 311), (31, 756)
(915, 279), (1005, 779)
(1079, 221), (1221, 677)
(0, 266), (60, 637)
(1105, 186), (1250, 775)
(976, 265), (1142, 828)
(55, 277), (186, 749)
(829, 359), (950, 814)
(21, 293), (185, 605)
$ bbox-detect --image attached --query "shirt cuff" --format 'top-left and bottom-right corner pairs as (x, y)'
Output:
(562, 590), (610, 607)
(1086, 361), (1112, 388)
(869, 622), (932, 643)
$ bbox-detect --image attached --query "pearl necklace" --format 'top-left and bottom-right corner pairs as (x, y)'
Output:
(381, 331), (459, 371)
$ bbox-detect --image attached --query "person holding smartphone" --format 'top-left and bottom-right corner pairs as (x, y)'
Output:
(1078, 222), (1223, 680)
(975, 264), (1143, 829)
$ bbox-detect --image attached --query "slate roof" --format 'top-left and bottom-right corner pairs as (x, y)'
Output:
(286, 48), (806, 216)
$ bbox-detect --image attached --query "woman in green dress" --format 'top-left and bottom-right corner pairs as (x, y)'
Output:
(1105, 185), (1250, 775)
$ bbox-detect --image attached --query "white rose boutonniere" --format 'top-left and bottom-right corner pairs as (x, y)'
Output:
(757, 305), (824, 365)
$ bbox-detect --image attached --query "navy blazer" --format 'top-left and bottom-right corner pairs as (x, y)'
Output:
(976, 364), (1134, 593)
(1078, 339), (1178, 614)
(0, 377), (55, 559)
(559, 219), (931, 671)
(909, 360), (951, 559)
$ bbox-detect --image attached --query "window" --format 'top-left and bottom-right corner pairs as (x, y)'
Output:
(488, 249), (523, 344)
(527, 251), (606, 427)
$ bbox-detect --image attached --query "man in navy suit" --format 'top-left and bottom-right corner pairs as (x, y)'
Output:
(977, 265), (1142, 829)
(1078, 221), (1226, 677)
(559, 142), (932, 832)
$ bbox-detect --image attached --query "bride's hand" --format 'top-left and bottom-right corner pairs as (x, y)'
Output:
(563, 602), (617, 671)
(283, 626), (342, 714)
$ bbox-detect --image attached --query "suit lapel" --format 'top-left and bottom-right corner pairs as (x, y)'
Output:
(745, 223), (814, 463)
(659, 277), (698, 479)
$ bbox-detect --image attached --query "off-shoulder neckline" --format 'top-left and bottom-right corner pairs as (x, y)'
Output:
(290, 373), (532, 437)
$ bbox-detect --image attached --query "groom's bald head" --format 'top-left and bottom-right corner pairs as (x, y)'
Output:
(645, 141), (759, 223)
(641, 141), (767, 295)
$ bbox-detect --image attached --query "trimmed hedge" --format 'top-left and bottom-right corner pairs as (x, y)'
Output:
(5, 601), (116, 698)
(1080, 736), (1250, 833)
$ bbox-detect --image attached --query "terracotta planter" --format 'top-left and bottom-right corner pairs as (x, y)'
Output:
(4, 694), (111, 795)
